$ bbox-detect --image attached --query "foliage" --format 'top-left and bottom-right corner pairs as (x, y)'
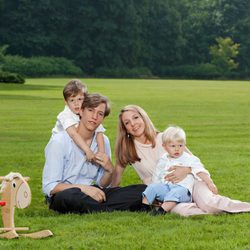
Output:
(0, 1), (250, 77)
(2, 56), (83, 77)
(95, 66), (152, 78)
(0, 44), (25, 84)
(0, 78), (250, 249)
(0, 44), (9, 70)
(210, 37), (240, 76)
(0, 70), (25, 83)
(158, 63), (220, 79)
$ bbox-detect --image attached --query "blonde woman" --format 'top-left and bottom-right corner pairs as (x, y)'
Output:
(112, 105), (250, 216)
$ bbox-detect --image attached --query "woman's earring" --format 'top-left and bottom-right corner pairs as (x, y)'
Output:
(127, 133), (130, 138)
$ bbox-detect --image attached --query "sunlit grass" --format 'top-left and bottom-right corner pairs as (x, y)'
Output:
(0, 79), (250, 249)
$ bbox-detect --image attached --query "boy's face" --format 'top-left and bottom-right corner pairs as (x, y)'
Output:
(163, 140), (185, 158)
(65, 93), (84, 115)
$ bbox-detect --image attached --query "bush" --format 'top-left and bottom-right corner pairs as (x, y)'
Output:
(157, 64), (221, 79)
(2, 56), (83, 77)
(95, 67), (153, 78)
(0, 71), (25, 84)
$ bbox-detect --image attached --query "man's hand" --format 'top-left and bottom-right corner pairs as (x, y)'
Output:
(165, 166), (191, 183)
(94, 152), (113, 173)
(80, 185), (106, 203)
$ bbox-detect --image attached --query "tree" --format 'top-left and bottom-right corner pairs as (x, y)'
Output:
(210, 37), (240, 76)
(0, 45), (8, 69)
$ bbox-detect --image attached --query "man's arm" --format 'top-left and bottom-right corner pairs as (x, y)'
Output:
(51, 183), (106, 202)
(42, 139), (65, 197)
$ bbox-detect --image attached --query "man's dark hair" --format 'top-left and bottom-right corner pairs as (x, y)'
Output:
(82, 93), (111, 117)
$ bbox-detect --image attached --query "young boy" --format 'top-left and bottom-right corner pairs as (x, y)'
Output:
(142, 126), (218, 214)
(52, 79), (105, 161)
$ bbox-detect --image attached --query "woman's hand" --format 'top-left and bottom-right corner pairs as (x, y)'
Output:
(164, 166), (191, 183)
(207, 181), (218, 195)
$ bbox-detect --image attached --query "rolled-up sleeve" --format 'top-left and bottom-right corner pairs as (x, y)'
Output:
(190, 156), (210, 180)
(96, 124), (106, 133)
(58, 112), (78, 130)
(42, 139), (65, 197)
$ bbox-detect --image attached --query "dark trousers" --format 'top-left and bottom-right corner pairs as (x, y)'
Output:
(49, 184), (147, 214)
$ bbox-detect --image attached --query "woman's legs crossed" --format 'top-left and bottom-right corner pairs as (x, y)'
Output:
(193, 180), (250, 213)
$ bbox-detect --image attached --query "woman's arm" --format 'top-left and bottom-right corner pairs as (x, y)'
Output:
(164, 166), (191, 183)
(197, 172), (218, 194)
(111, 164), (126, 187)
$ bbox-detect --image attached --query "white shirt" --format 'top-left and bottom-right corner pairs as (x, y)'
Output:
(152, 152), (209, 193)
(42, 131), (111, 197)
(52, 105), (105, 135)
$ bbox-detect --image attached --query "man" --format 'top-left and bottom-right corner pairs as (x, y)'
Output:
(43, 93), (147, 213)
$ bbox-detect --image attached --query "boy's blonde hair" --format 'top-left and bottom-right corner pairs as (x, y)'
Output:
(162, 126), (186, 144)
(63, 79), (87, 100)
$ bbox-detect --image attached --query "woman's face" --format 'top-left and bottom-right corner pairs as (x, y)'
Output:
(121, 110), (146, 139)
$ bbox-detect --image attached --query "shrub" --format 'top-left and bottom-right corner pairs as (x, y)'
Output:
(95, 67), (153, 78)
(2, 56), (83, 77)
(0, 71), (25, 84)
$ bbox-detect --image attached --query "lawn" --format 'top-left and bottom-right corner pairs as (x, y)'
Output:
(0, 78), (250, 249)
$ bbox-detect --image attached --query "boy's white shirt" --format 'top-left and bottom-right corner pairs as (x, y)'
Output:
(152, 151), (210, 193)
(52, 105), (105, 135)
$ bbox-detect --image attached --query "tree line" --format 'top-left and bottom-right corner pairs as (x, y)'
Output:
(0, 0), (249, 78)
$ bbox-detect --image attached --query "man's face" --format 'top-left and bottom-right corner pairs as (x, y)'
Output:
(80, 103), (106, 131)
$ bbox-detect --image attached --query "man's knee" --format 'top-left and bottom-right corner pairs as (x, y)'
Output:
(49, 188), (88, 213)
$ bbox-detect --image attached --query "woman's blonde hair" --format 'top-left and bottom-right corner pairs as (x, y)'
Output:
(115, 105), (158, 167)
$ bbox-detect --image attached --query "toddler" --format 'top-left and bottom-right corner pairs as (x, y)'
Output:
(52, 79), (105, 161)
(142, 126), (218, 214)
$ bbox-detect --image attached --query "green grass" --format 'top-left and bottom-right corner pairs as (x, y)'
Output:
(0, 78), (250, 249)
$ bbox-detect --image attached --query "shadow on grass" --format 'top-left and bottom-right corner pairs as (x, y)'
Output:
(0, 84), (62, 100)
(0, 83), (60, 91)
(0, 94), (60, 100)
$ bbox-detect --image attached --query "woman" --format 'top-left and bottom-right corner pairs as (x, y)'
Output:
(112, 105), (250, 216)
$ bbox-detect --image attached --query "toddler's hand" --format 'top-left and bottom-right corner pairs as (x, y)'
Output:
(207, 182), (218, 195)
(85, 150), (95, 161)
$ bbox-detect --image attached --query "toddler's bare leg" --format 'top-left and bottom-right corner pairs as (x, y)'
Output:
(162, 201), (177, 212)
(142, 196), (150, 205)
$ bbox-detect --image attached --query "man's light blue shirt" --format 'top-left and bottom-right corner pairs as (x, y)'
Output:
(42, 131), (111, 197)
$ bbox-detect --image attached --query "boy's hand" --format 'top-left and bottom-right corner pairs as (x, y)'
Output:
(207, 181), (218, 195)
(85, 150), (95, 161)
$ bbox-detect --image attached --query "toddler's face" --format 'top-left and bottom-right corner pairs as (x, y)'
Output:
(66, 93), (84, 114)
(163, 140), (185, 158)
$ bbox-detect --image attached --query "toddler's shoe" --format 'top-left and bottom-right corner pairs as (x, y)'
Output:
(150, 207), (166, 216)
